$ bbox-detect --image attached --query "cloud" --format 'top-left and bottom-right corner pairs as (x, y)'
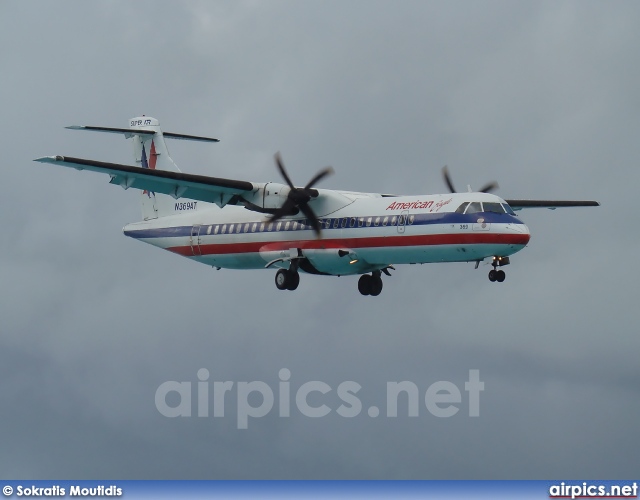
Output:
(1, 0), (638, 479)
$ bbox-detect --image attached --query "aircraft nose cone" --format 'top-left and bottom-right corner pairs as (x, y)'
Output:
(522, 224), (531, 245)
(506, 222), (531, 245)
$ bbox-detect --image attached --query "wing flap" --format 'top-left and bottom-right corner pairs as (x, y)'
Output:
(505, 199), (600, 210)
(35, 156), (253, 207)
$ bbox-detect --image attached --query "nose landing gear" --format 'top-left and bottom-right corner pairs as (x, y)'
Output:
(488, 269), (505, 282)
(488, 256), (509, 283)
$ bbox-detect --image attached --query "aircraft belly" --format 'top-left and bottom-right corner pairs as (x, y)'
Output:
(192, 253), (267, 269)
(358, 242), (525, 265)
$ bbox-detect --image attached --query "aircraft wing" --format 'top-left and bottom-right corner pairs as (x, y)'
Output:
(34, 156), (254, 207)
(504, 199), (600, 211)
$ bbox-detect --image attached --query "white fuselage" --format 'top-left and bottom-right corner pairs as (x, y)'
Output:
(123, 191), (530, 276)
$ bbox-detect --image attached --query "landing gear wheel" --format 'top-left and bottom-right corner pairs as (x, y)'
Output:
(286, 271), (300, 290)
(496, 270), (506, 282)
(275, 269), (299, 291)
(488, 269), (497, 282)
(275, 269), (300, 290)
(275, 269), (289, 290)
(358, 274), (373, 295)
(370, 276), (383, 296)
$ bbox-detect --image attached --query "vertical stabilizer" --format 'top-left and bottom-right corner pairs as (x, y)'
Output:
(129, 117), (181, 220)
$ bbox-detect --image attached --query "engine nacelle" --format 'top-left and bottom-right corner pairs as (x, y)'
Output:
(239, 182), (291, 211)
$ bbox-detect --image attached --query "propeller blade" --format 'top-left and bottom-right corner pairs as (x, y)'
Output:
(269, 152), (334, 236)
(299, 203), (322, 237)
(304, 166), (334, 191)
(479, 181), (499, 193)
(442, 165), (456, 193)
(274, 152), (296, 190)
(443, 165), (499, 193)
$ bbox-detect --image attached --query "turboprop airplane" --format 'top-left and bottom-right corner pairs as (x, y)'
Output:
(35, 116), (599, 296)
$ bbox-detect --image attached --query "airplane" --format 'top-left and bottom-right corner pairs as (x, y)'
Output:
(35, 116), (599, 296)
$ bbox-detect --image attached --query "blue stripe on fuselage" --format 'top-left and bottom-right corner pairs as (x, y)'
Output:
(123, 212), (525, 239)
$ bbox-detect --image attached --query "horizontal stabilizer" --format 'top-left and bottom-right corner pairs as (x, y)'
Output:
(34, 156), (252, 207)
(505, 199), (600, 210)
(65, 125), (219, 142)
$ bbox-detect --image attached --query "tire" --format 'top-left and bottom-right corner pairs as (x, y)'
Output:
(358, 275), (372, 295)
(496, 270), (506, 282)
(275, 269), (289, 290)
(287, 271), (300, 290)
(370, 276), (383, 296)
(488, 270), (497, 282)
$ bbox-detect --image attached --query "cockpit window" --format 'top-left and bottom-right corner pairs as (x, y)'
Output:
(455, 202), (469, 214)
(465, 202), (482, 214)
(482, 202), (504, 214)
(502, 203), (516, 215)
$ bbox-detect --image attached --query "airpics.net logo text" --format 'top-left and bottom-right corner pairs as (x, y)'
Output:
(155, 369), (484, 429)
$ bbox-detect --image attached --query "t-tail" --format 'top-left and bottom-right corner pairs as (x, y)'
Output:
(67, 116), (219, 220)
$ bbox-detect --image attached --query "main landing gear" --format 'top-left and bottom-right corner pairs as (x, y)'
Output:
(274, 264), (391, 295)
(275, 268), (300, 291)
(488, 256), (509, 283)
(358, 271), (383, 296)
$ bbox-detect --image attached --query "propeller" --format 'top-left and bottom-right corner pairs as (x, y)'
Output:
(442, 165), (499, 194)
(268, 152), (334, 236)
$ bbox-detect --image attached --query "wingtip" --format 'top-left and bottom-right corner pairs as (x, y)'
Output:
(33, 155), (64, 163)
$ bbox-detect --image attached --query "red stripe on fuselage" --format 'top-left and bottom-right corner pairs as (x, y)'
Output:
(166, 233), (530, 257)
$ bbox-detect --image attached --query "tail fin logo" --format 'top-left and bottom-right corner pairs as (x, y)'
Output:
(142, 140), (157, 197)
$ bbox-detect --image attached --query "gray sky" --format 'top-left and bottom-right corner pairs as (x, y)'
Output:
(1, 0), (639, 479)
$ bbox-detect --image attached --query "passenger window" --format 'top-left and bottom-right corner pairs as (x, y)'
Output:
(391, 216), (397, 225)
(465, 202), (482, 214)
(408, 214), (415, 225)
(455, 202), (469, 214)
(374, 217), (380, 227)
(243, 223), (248, 232)
(260, 223), (265, 232)
(333, 219), (340, 228)
(207, 225), (212, 235)
(237, 224), (242, 233)
(350, 217), (356, 227)
(277, 222), (282, 231)
(341, 218), (348, 228)
(366, 217), (372, 227)
(292, 221), (298, 230)
(483, 202), (504, 213)
(358, 218), (364, 227)
(228, 224), (234, 233)
(285, 221), (290, 231)
(221, 225), (227, 234)
(252, 223), (257, 232)
(382, 217), (388, 226)
(502, 204), (516, 215)
(214, 225), (220, 235)
(266, 222), (273, 231)
(325, 219), (331, 229)
(398, 215), (405, 225)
